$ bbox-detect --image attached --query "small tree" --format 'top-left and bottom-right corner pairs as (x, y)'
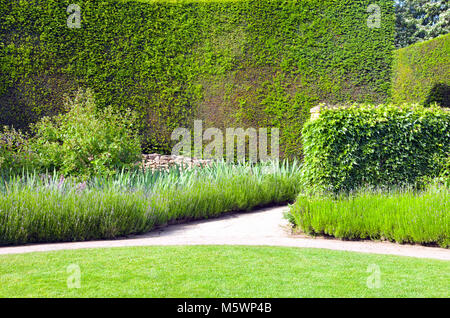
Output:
(31, 89), (142, 176)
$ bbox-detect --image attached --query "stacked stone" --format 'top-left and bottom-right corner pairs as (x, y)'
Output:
(141, 154), (212, 172)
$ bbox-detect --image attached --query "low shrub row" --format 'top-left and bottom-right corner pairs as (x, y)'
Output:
(288, 184), (449, 248)
(0, 161), (302, 245)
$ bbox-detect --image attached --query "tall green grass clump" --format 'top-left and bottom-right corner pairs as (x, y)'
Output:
(288, 185), (449, 248)
(0, 161), (301, 245)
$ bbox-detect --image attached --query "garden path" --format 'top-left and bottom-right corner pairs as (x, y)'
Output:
(0, 206), (449, 260)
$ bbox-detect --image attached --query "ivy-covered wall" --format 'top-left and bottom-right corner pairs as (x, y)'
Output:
(392, 34), (450, 107)
(0, 0), (395, 157)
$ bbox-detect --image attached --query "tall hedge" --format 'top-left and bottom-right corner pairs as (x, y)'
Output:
(301, 105), (450, 192)
(392, 34), (450, 107)
(0, 0), (395, 156)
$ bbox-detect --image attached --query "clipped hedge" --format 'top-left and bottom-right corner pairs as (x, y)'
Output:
(392, 34), (450, 107)
(301, 104), (450, 192)
(0, 0), (395, 157)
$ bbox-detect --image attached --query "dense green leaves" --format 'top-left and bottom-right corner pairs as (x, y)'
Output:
(395, 0), (449, 48)
(0, 126), (35, 173)
(0, 0), (395, 157)
(30, 89), (142, 177)
(392, 34), (450, 107)
(301, 104), (450, 192)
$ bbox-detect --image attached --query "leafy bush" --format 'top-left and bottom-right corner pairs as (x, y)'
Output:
(0, 161), (301, 245)
(1, 0), (395, 157)
(392, 33), (450, 107)
(31, 89), (142, 177)
(433, 155), (450, 187)
(288, 185), (449, 248)
(0, 126), (35, 172)
(301, 104), (450, 193)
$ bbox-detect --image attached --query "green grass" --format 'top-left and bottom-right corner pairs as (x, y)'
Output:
(0, 161), (302, 245)
(288, 185), (450, 247)
(0, 246), (448, 298)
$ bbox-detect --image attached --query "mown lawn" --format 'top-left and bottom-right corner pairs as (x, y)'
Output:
(0, 246), (448, 298)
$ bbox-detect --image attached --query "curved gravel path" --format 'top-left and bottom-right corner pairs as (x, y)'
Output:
(0, 206), (449, 260)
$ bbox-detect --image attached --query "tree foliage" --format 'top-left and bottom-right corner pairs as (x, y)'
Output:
(395, 0), (449, 48)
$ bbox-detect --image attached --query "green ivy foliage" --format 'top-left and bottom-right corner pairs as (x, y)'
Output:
(392, 33), (450, 107)
(1, 0), (395, 157)
(301, 104), (450, 193)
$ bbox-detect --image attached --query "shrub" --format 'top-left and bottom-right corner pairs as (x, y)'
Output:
(392, 34), (450, 107)
(31, 89), (142, 177)
(288, 185), (449, 248)
(301, 104), (450, 193)
(433, 155), (450, 187)
(0, 126), (35, 172)
(0, 0), (395, 157)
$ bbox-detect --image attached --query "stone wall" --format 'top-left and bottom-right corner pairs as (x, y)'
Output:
(141, 154), (212, 172)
